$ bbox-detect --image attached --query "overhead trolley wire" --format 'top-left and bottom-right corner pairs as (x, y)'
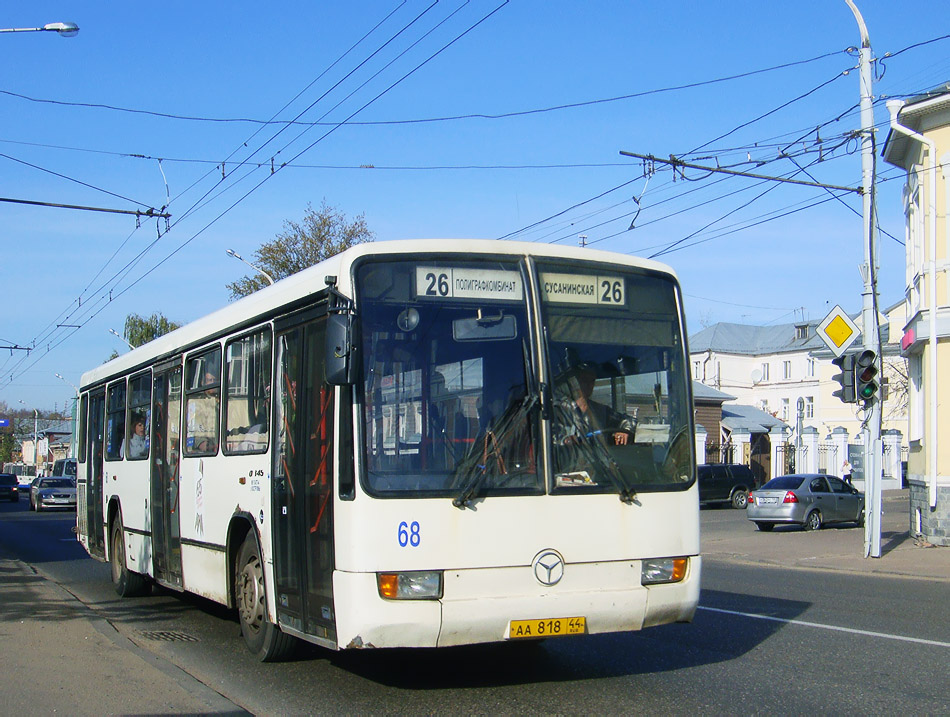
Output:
(0, 46), (848, 128)
(1, 1), (513, 388)
(2, 0), (430, 380)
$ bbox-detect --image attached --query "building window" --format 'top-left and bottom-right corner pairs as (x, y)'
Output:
(781, 398), (789, 421)
(783, 361), (792, 380)
(807, 358), (815, 377)
(805, 396), (814, 419)
(796, 325), (808, 340)
(693, 361), (701, 380)
(761, 363), (770, 382)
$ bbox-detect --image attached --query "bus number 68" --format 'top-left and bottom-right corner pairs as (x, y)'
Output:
(398, 520), (421, 547)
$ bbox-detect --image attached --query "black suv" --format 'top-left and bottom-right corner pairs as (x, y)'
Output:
(697, 463), (758, 509)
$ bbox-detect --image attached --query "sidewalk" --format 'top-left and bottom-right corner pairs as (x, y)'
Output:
(702, 489), (950, 581)
(0, 557), (245, 716)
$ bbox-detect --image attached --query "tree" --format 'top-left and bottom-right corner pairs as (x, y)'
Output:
(123, 312), (182, 348)
(107, 312), (182, 360)
(226, 201), (374, 300)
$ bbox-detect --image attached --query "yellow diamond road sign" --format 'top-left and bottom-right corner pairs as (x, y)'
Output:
(817, 305), (860, 356)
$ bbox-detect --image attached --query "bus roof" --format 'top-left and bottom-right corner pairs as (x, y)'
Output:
(80, 239), (677, 390)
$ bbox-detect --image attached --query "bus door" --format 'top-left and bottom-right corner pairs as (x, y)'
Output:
(273, 312), (336, 642)
(84, 389), (106, 559)
(150, 362), (183, 588)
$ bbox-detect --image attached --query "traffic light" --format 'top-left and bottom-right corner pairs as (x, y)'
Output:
(831, 353), (856, 404)
(855, 349), (879, 403)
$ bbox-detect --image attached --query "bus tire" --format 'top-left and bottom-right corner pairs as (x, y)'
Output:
(235, 535), (296, 662)
(110, 517), (150, 597)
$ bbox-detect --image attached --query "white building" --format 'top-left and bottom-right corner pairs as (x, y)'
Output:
(689, 307), (907, 488)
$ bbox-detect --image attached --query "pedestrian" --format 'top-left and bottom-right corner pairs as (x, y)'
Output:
(841, 458), (853, 485)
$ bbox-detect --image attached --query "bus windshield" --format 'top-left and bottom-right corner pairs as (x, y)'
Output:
(537, 262), (692, 495)
(358, 259), (539, 497)
(356, 257), (692, 499)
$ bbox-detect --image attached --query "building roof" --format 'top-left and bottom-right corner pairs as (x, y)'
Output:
(692, 381), (735, 402)
(883, 82), (950, 167)
(689, 320), (826, 356)
(721, 404), (788, 434)
(689, 315), (890, 357)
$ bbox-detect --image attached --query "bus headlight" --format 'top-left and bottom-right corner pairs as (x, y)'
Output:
(377, 571), (443, 600)
(640, 557), (688, 585)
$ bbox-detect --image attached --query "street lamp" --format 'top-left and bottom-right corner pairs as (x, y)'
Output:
(226, 248), (275, 286)
(55, 373), (80, 458)
(0, 22), (80, 37)
(109, 328), (135, 350)
(17, 400), (39, 475)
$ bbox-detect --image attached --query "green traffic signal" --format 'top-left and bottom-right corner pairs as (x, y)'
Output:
(854, 349), (878, 402)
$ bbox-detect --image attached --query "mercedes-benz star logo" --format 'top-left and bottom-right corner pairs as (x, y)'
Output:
(532, 550), (564, 586)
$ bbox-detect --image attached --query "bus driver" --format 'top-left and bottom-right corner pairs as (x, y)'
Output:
(556, 366), (637, 446)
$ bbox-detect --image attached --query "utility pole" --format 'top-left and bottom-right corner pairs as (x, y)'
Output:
(845, 0), (883, 558)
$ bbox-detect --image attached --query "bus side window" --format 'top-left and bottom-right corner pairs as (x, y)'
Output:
(105, 381), (127, 461)
(224, 330), (271, 455)
(185, 347), (221, 456)
(126, 371), (151, 460)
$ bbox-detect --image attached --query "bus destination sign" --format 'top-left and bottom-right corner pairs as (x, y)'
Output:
(541, 273), (626, 306)
(415, 267), (523, 301)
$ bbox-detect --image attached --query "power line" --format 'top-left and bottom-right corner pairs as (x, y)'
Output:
(0, 151), (159, 210)
(684, 69), (850, 157)
(1, 2), (514, 388)
(0, 1), (438, 383)
(0, 47), (848, 128)
(619, 151), (862, 194)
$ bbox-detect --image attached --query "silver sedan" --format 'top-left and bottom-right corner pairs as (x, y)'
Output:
(747, 473), (864, 532)
(29, 477), (77, 512)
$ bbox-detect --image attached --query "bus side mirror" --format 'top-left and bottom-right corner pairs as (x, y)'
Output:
(326, 313), (356, 385)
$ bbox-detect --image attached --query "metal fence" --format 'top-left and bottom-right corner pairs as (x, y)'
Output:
(704, 441), (736, 465)
(775, 443), (796, 475)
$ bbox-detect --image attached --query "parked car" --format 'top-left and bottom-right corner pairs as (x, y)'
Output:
(0, 473), (19, 502)
(747, 473), (864, 531)
(697, 463), (759, 509)
(29, 477), (77, 512)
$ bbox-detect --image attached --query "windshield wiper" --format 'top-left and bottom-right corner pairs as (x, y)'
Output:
(452, 393), (537, 508)
(575, 431), (640, 505)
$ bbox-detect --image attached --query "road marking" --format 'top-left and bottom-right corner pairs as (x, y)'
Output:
(697, 605), (950, 648)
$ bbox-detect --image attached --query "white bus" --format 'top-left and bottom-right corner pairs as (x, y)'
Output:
(76, 239), (700, 660)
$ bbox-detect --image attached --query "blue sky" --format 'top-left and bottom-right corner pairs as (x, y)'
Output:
(3, 1), (950, 412)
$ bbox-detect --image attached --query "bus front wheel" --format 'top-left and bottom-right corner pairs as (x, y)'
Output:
(235, 535), (296, 662)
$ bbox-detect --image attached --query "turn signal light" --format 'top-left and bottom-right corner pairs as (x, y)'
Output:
(377, 571), (443, 600)
(783, 491), (798, 504)
(641, 557), (688, 585)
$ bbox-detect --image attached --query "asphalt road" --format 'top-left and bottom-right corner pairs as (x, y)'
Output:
(1, 498), (947, 714)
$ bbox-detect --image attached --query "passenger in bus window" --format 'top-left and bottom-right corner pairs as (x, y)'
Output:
(128, 413), (148, 459)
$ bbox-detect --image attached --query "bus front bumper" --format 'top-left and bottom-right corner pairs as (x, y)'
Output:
(333, 556), (700, 649)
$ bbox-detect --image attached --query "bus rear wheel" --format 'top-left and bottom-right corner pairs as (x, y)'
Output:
(111, 517), (149, 597)
(235, 535), (296, 662)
